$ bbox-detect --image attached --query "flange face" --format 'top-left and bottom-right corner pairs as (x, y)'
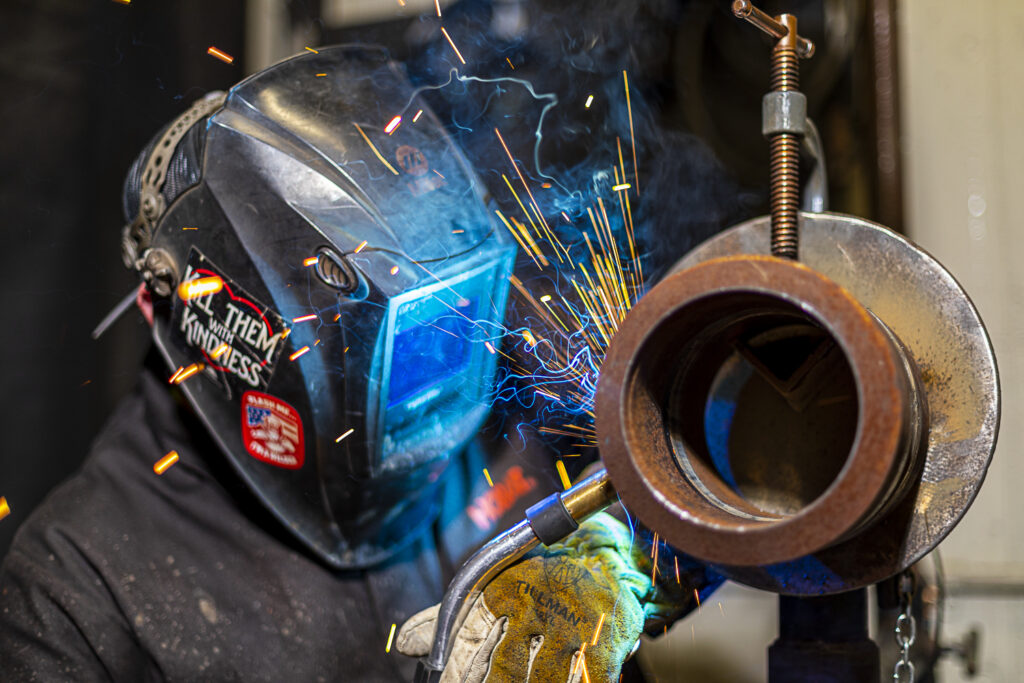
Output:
(600, 212), (998, 595)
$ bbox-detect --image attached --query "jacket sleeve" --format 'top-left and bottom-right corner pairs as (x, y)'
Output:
(0, 522), (157, 682)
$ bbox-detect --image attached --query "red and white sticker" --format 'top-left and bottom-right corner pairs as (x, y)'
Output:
(241, 391), (304, 469)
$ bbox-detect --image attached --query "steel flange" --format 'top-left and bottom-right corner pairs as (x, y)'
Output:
(596, 212), (998, 595)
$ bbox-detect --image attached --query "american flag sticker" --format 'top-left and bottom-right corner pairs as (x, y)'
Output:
(241, 391), (304, 469)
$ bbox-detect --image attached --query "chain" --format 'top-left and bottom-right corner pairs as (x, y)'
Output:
(892, 570), (917, 682)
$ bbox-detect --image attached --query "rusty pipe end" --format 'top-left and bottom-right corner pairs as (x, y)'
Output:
(596, 255), (924, 567)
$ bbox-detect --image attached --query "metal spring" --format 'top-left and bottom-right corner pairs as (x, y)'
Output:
(770, 46), (801, 259)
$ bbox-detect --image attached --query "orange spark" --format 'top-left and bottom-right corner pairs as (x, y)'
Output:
(354, 240), (368, 253)
(623, 71), (639, 194)
(304, 46), (319, 54)
(591, 612), (606, 645)
(353, 123), (399, 175)
(112, 0), (131, 4)
(177, 276), (223, 301)
(611, 183), (631, 192)
(335, 428), (355, 443)
(154, 451), (179, 475)
(289, 346), (310, 361)
(315, 73), (327, 77)
(555, 460), (571, 490)
(182, 226), (198, 230)
(413, 109), (423, 122)
(171, 363), (203, 385)
(440, 27), (466, 65)
(694, 588), (701, 611)
(207, 46), (234, 64)
(434, 0), (442, 16)
(675, 556), (681, 583)
(303, 256), (319, 266)
(384, 115), (402, 134)
(212, 343), (231, 360)
(292, 314), (318, 323)
(505, 57), (515, 70)
(484, 341), (496, 354)
(390, 266), (400, 275)
(0, 497), (9, 521)
(483, 469), (494, 487)
(585, 94), (594, 108)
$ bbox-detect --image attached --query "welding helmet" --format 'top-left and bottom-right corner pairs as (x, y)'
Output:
(121, 46), (515, 568)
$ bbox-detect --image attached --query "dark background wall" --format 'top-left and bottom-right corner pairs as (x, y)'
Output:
(0, 0), (246, 561)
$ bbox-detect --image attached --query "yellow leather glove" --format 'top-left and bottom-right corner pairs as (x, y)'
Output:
(396, 512), (714, 682)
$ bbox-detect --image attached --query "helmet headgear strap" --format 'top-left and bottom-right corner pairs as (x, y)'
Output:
(121, 91), (226, 280)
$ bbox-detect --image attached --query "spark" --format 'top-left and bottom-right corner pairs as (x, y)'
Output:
(384, 115), (402, 134)
(212, 343), (231, 360)
(354, 240), (368, 253)
(522, 329), (538, 346)
(0, 497), (9, 521)
(304, 46), (319, 54)
(675, 556), (680, 584)
(540, 294), (551, 302)
(694, 588), (702, 612)
(585, 94), (594, 108)
(396, 0), (405, 5)
(112, 0), (131, 4)
(433, 169), (446, 179)
(555, 460), (571, 490)
(591, 612), (606, 645)
(623, 71), (639, 195)
(651, 534), (660, 586)
(718, 602), (725, 616)
(385, 623), (397, 653)
(611, 183), (631, 192)
(303, 256), (318, 267)
(177, 276), (223, 301)
(154, 451), (179, 475)
(335, 428), (355, 443)
(572, 642), (587, 677)
(452, 229), (464, 234)
(390, 266), (400, 275)
(170, 363), (203, 384)
(169, 367), (184, 383)
(182, 226), (198, 231)
(484, 341), (496, 354)
(483, 469), (494, 487)
(506, 57), (515, 70)
(292, 314), (318, 323)
(352, 123), (399, 175)
(434, 0), (441, 16)
(316, 73), (327, 77)
(289, 346), (310, 361)
(440, 27), (466, 65)
(333, 313), (341, 322)
(207, 46), (234, 64)
(413, 109), (423, 122)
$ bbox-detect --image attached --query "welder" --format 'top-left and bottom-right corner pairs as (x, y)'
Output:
(0, 46), (717, 681)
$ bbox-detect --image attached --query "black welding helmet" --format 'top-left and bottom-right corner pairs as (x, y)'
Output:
(121, 46), (515, 568)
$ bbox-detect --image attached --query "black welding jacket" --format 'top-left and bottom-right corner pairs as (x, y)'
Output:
(0, 355), (580, 681)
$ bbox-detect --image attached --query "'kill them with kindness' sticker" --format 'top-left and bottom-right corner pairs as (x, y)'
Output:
(170, 248), (289, 399)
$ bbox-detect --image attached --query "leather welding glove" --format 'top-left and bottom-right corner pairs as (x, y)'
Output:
(396, 512), (713, 682)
